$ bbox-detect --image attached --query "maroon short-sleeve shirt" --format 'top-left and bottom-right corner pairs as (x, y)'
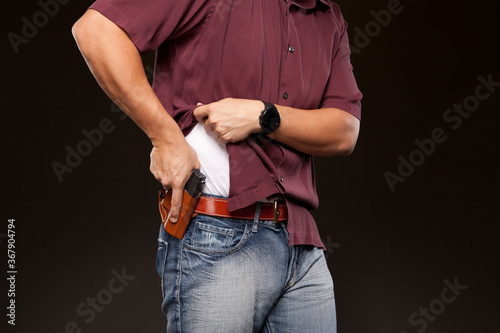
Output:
(89, 0), (362, 249)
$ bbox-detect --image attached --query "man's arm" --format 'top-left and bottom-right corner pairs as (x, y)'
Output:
(194, 98), (360, 156)
(269, 104), (359, 156)
(72, 9), (199, 222)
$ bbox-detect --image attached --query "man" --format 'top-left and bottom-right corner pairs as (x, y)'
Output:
(73, 0), (362, 332)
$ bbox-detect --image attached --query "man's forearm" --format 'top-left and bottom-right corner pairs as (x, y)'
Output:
(72, 9), (183, 145)
(269, 105), (360, 157)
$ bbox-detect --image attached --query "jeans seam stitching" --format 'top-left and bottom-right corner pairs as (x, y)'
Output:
(158, 239), (168, 299)
(176, 240), (184, 333)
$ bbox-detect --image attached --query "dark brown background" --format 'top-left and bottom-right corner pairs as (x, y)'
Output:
(2, 0), (499, 332)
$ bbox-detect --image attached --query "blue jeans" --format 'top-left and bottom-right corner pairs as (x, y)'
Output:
(155, 203), (336, 333)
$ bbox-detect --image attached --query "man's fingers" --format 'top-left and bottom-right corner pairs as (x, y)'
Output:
(150, 165), (172, 190)
(169, 186), (183, 223)
(217, 136), (228, 144)
(193, 104), (208, 122)
(204, 122), (214, 134)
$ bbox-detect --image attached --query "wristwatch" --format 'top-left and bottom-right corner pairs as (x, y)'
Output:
(259, 102), (280, 135)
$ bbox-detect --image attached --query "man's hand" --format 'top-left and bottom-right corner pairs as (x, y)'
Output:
(194, 98), (262, 144)
(150, 139), (200, 222)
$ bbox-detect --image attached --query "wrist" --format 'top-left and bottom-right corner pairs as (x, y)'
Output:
(149, 119), (185, 147)
(259, 101), (281, 136)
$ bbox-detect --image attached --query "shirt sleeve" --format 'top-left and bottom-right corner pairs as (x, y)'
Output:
(320, 7), (363, 120)
(89, 0), (215, 53)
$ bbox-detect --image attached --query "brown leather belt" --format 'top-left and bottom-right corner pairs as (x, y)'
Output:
(194, 196), (288, 223)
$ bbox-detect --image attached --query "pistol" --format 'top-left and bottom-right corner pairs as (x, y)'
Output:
(158, 169), (206, 239)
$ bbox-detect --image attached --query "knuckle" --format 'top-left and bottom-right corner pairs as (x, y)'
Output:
(172, 176), (185, 189)
(206, 117), (216, 125)
(170, 198), (181, 208)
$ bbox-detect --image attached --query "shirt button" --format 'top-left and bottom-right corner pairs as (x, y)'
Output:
(280, 176), (284, 182)
(283, 92), (288, 99)
(288, 46), (295, 53)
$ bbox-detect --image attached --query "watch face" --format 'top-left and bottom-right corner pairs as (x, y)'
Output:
(269, 114), (279, 130)
(260, 102), (280, 134)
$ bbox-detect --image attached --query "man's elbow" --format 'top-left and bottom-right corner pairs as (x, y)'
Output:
(335, 134), (358, 156)
(71, 10), (101, 52)
(325, 114), (360, 156)
(72, 14), (88, 45)
(322, 133), (357, 156)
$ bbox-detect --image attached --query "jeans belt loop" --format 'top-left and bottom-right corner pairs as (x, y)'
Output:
(252, 202), (263, 233)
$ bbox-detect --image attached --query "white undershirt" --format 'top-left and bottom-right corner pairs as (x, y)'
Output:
(185, 122), (230, 196)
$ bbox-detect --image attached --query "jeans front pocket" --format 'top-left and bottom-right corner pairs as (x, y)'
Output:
(183, 215), (250, 255)
(192, 222), (234, 249)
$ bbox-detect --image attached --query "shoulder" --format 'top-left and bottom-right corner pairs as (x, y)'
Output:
(325, 1), (348, 31)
